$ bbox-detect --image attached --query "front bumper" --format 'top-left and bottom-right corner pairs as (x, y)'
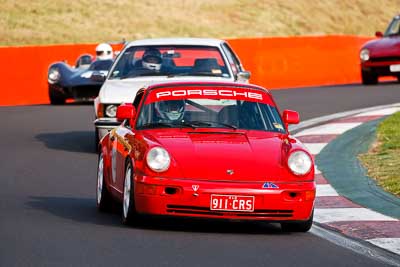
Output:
(49, 84), (101, 100)
(362, 60), (400, 76)
(94, 118), (120, 138)
(133, 176), (315, 221)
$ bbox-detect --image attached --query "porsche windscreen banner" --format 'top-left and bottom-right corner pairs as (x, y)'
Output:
(145, 86), (274, 105)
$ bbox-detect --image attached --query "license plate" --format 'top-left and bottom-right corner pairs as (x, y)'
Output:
(210, 194), (254, 212)
(390, 64), (400, 72)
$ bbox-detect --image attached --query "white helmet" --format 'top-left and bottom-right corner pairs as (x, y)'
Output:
(155, 100), (185, 122)
(142, 48), (162, 71)
(95, 43), (113, 60)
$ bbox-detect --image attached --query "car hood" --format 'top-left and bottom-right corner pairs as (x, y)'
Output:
(144, 130), (286, 182)
(67, 70), (108, 86)
(363, 36), (400, 57)
(99, 76), (232, 104)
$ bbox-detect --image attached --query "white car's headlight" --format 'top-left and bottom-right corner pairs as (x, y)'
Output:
(288, 151), (312, 176)
(48, 67), (61, 84)
(360, 49), (370, 62)
(146, 147), (170, 172)
(105, 105), (117, 117)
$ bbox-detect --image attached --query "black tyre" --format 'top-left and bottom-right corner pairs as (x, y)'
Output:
(94, 128), (100, 153)
(122, 160), (139, 225)
(96, 152), (113, 212)
(281, 209), (314, 232)
(49, 87), (66, 105)
(361, 70), (378, 85)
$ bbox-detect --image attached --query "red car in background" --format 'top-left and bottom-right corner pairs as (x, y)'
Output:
(96, 81), (315, 232)
(360, 15), (400, 84)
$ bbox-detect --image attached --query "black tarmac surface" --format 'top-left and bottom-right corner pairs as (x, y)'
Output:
(1, 82), (399, 266)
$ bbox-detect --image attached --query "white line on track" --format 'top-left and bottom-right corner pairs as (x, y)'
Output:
(302, 143), (327, 155)
(289, 103), (400, 133)
(367, 238), (400, 255)
(316, 184), (339, 197)
(314, 208), (398, 223)
(314, 165), (321, 174)
(295, 123), (362, 136)
(355, 107), (400, 117)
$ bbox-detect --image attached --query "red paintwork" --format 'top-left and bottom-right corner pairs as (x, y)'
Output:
(362, 37), (400, 60)
(282, 110), (300, 128)
(116, 103), (136, 122)
(100, 82), (315, 221)
(360, 15), (400, 78)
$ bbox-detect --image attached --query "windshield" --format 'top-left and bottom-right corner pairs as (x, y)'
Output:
(384, 17), (400, 37)
(89, 59), (113, 71)
(109, 45), (231, 79)
(136, 97), (286, 133)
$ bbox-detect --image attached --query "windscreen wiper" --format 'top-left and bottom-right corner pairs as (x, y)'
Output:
(138, 121), (236, 130)
(138, 121), (199, 129)
(121, 72), (165, 79)
(186, 120), (237, 130)
(180, 120), (212, 128)
(137, 122), (174, 129)
(166, 72), (191, 78)
(190, 72), (223, 77)
(212, 121), (237, 129)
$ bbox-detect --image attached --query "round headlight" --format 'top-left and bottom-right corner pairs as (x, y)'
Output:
(48, 68), (61, 84)
(360, 49), (370, 62)
(146, 147), (170, 172)
(288, 151), (312, 176)
(105, 105), (117, 117)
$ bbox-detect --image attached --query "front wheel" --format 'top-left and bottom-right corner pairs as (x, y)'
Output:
(361, 70), (378, 85)
(96, 152), (113, 212)
(49, 87), (66, 105)
(281, 209), (314, 232)
(122, 160), (138, 225)
(94, 128), (100, 153)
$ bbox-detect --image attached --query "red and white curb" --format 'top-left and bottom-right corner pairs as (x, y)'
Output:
(294, 105), (400, 255)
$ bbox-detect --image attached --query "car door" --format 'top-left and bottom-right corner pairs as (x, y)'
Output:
(113, 125), (134, 193)
(108, 127), (121, 193)
(113, 90), (145, 193)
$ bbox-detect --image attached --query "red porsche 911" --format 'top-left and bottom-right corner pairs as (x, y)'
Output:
(360, 14), (400, 84)
(96, 82), (315, 232)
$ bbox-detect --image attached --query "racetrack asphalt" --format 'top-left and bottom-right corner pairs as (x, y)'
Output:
(271, 82), (400, 120)
(1, 82), (400, 266)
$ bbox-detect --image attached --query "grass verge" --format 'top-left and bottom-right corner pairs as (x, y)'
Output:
(1, 0), (400, 46)
(359, 112), (400, 197)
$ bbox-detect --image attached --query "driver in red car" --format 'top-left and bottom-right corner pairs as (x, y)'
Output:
(154, 100), (186, 123)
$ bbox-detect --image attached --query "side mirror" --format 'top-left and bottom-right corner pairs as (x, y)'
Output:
(116, 103), (136, 122)
(375, 31), (383, 38)
(91, 71), (106, 82)
(282, 110), (300, 126)
(237, 71), (251, 81)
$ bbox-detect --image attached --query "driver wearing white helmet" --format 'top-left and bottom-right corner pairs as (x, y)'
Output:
(154, 100), (185, 122)
(95, 43), (113, 61)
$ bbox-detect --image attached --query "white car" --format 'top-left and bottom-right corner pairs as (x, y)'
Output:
(93, 38), (251, 143)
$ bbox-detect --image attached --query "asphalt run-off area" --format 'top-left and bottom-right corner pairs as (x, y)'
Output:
(0, 83), (400, 266)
